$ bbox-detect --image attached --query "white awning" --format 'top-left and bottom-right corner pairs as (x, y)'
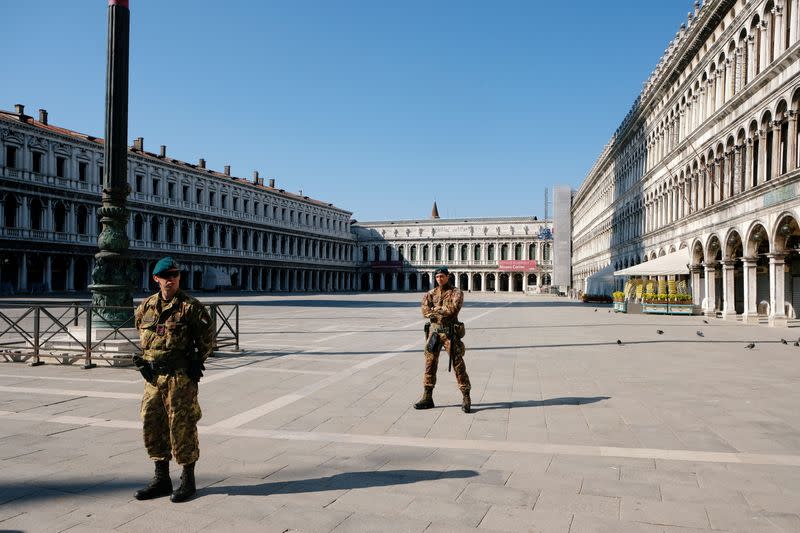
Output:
(585, 263), (616, 295)
(614, 251), (690, 276)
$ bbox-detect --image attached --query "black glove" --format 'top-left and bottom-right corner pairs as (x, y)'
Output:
(133, 355), (155, 384)
(187, 360), (205, 383)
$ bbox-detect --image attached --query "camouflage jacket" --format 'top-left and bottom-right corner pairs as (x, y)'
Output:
(421, 284), (463, 327)
(135, 290), (213, 364)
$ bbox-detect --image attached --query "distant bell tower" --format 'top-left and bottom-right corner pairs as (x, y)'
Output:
(431, 201), (440, 219)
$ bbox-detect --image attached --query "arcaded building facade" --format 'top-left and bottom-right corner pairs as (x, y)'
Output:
(353, 213), (554, 293)
(0, 106), (357, 295)
(572, 0), (800, 326)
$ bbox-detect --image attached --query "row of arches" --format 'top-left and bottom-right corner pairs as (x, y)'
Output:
(362, 242), (552, 263)
(649, 0), (800, 164)
(607, 84), (800, 245)
(359, 271), (552, 292)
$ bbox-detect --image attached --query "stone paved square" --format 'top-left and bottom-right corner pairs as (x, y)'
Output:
(1, 293), (800, 532)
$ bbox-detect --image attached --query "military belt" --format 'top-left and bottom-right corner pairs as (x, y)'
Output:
(143, 359), (187, 375)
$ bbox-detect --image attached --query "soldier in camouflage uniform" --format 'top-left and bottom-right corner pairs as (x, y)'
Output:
(415, 266), (472, 413)
(133, 257), (213, 503)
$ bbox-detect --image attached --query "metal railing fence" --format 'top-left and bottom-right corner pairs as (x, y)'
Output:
(0, 302), (238, 369)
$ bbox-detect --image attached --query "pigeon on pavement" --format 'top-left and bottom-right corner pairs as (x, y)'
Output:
(696, 331), (704, 337)
(702, 319), (709, 324)
(616, 339), (622, 345)
(794, 341), (799, 347)
(781, 339), (788, 344)
(745, 343), (755, 349)
(656, 330), (664, 335)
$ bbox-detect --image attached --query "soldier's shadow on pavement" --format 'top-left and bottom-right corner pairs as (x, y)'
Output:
(202, 469), (477, 496)
(458, 396), (611, 412)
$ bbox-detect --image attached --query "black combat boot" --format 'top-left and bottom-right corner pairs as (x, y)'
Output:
(461, 391), (472, 413)
(413, 386), (434, 409)
(170, 462), (196, 503)
(134, 459), (172, 500)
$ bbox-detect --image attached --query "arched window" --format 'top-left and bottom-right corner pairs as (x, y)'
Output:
(410, 245), (417, 261)
(181, 221), (190, 245)
(447, 244), (455, 261)
(151, 217), (160, 242)
(423, 245), (429, 261)
(207, 226), (215, 247)
(529, 243), (537, 259)
(166, 219), (175, 243)
(195, 223), (202, 246)
(231, 228), (239, 250)
(3, 195), (18, 228)
(53, 202), (67, 233)
(473, 245), (481, 261)
(460, 244), (468, 261)
(543, 243), (551, 261)
(500, 244), (508, 260)
(374, 245), (381, 261)
(220, 229), (228, 248)
(362, 247), (368, 262)
(398, 245), (404, 261)
(134, 213), (144, 240)
(76, 205), (88, 235)
(487, 244), (495, 261)
(30, 198), (44, 230)
(514, 243), (522, 260)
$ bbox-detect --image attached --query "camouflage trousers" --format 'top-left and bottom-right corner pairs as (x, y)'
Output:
(423, 332), (470, 392)
(140, 372), (202, 465)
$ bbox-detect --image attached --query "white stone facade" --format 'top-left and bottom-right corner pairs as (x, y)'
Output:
(353, 217), (553, 293)
(0, 106), (357, 294)
(572, 0), (800, 326)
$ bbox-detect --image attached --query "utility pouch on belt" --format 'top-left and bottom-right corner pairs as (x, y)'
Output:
(455, 321), (466, 339)
(425, 330), (441, 353)
(424, 321), (430, 339)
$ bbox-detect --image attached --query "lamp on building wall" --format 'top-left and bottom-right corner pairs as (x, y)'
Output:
(778, 223), (792, 237)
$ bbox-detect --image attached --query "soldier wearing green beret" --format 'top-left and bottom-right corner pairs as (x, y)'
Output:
(415, 266), (472, 413)
(133, 257), (213, 503)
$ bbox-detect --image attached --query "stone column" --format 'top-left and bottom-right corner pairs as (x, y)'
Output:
(391, 272), (397, 291)
(741, 257), (759, 324)
(19, 253), (27, 292)
(771, 121), (783, 179)
(522, 272), (528, 293)
(721, 260), (737, 319)
(480, 272), (487, 292)
(467, 272), (473, 292)
(759, 21), (769, 73)
(757, 129), (768, 184)
(792, 0), (800, 45)
(725, 57), (735, 99)
(732, 145), (742, 196)
(67, 257), (75, 292)
(403, 272), (409, 291)
(508, 273), (514, 293)
(747, 35), (756, 82)
(704, 262), (718, 317)
(45, 256), (52, 291)
(743, 138), (754, 190)
(786, 110), (798, 172)
(768, 253), (788, 327)
(715, 69), (724, 109)
(774, 6), (785, 57)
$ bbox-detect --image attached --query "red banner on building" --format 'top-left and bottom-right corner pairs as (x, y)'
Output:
(497, 260), (537, 272)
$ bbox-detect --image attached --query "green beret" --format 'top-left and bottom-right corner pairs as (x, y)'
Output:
(153, 256), (180, 276)
(434, 266), (449, 275)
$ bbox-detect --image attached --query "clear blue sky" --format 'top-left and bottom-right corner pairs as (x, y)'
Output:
(4, 1), (691, 221)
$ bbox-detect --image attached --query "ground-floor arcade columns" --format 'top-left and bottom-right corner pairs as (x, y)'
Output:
(721, 260), (737, 320)
(402, 272), (409, 291)
(768, 253), (788, 327)
(690, 265), (703, 306)
(741, 257), (758, 324)
(481, 272), (487, 292)
(522, 273), (528, 293)
(467, 272), (473, 291)
(494, 272), (500, 293)
(703, 262), (718, 317)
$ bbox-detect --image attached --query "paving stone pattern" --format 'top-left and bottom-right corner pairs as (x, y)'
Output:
(1, 293), (799, 532)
